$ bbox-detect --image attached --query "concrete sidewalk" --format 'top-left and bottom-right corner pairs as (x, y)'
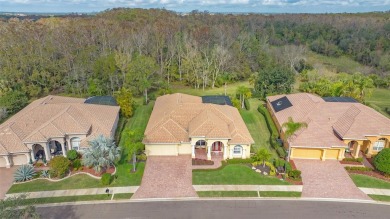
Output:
(359, 187), (390, 196)
(6, 186), (139, 199)
(193, 185), (302, 192)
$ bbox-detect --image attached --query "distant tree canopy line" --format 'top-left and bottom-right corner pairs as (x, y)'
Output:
(0, 8), (389, 116)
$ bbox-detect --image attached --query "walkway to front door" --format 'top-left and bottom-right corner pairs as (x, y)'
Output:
(132, 155), (198, 199)
(294, 159), (370, 200)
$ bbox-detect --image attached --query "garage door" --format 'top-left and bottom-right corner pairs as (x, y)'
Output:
(146, 145), (178, 156)
(11, 154), (27, 166)
(325, 149), (340, 160)
(292, 148), (323, 159)
(0, 157), (6, 167)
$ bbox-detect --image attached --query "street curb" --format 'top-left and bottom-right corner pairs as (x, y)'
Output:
(35, 197), (390, 208)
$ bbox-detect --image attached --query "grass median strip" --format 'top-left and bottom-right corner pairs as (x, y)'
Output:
(259, 191), (301, 197)
(197, 191), (258, 197)
(19, 194), (112, 206)
(113, 193), (133, 200)
(368, 195), (390, 202)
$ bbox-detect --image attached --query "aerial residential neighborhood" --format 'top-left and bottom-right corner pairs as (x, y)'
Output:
(1, 2), (390, 219)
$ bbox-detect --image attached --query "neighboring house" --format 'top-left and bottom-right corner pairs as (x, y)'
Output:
(0, 95), (120, 168)
(267, 93), (390, 161)
(143, 93), (254, 160)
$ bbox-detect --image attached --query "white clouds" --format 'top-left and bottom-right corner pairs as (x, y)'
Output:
(0, 0), (389, 12)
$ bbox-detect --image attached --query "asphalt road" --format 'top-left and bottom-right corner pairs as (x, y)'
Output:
(37, 199), (390, 219)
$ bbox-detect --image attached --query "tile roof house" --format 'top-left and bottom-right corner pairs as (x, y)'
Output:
(267, 93), (390, 161)
(0, 95), (120, 168)
(143, 93), (254, 160)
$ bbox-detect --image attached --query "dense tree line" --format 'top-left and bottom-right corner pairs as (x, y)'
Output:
(0, 9), (389, 108)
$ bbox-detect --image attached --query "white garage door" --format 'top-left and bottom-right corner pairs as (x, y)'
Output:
(11, 154), (27, 166)
(146, 145), (178, 156)
(0, 157), (6, 167)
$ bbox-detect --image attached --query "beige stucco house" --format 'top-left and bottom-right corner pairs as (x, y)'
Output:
(0, 95), (120, 168)
(143, 93), (254, 160)
(267, 93), (390, 161)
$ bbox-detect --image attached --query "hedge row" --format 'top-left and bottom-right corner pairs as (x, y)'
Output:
(342, 157), (363, 163)
(244, 99), (250, 110)
(345, 166), (372, 171)
(226, 158), (253, 164)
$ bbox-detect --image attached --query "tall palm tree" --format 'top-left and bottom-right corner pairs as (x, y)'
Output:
(282, 117), (308, 139)
(82, 135), (121, 173)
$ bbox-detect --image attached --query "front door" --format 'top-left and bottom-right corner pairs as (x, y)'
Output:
(212, 142), (222, 151)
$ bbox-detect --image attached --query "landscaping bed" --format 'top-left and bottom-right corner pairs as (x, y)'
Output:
(71, 166), (115, 177)
(192, 158), (214, 166)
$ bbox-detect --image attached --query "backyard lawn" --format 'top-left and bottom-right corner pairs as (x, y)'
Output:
(171, 81), (250, 97)
(240, 98), (276, 157)
(350, 174), (390, 189)
(193, 164), (290, 185)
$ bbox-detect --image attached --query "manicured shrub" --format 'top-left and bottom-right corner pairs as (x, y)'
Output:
(288, 170), (301, 179)
(258, 105), (279, 138)
(101, 173), (112, 185)
(67, 149), (78, 161)
(226, 158), (253, 164)
(276, 147), (286, 158)
(244, 98), (251, 110)
(14, 165), (35, 182)
(136, 154), (147, 161)
(285, 162), (292, 172)
(274, 159), (286, 168)
(73, 159), (82, 170)
(192, 158), (214, 165)
(342, 157), (363, 163)
(344, 166), (372, 171)
(49, 156), (71, 178)
(374, 148), (390, 174)
(265, 161), (276, 176)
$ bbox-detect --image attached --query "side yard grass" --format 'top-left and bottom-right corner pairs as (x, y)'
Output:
(240, 98), (276, 157)
(193, 164), (290, 185)
(350, 174), (390, 189)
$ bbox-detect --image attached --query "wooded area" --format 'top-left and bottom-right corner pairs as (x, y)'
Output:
(0, 9), (389, 115)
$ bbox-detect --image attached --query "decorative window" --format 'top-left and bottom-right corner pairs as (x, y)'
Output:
(71, 137), (81, 151)
(195, 140), (206, 146)
(373, 138), (386, 151)
(233, 145), (243, 155)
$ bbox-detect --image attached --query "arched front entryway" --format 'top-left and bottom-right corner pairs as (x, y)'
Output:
(49, 140), (63, 156)
(195, 140), (206, 148)
(33, 144), (45, 160)
(212, 141), (224, 152)
(348, 141), (361, 158)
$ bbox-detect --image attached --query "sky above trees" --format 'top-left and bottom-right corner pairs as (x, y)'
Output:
(1, 0), (389, 13)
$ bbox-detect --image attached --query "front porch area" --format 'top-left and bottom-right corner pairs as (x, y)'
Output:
(192, 148), (223, 169)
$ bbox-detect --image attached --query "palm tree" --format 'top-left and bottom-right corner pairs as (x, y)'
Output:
(82, 135), (121, 173)
(282, 117), (308, 139)
(254, 148), (272, 167)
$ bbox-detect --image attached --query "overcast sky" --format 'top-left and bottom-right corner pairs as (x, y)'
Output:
(1, 0), (390, 13)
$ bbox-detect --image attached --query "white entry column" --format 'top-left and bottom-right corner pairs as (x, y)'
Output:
(207, 145), (212, 160)
(61, 142), (67, 157)
(192, 144), (195, 158)
(30, 150), (36, 162)
(44, 143), (51, 161)
(223, 145), (228, 160)
(3, 155), (11, 168)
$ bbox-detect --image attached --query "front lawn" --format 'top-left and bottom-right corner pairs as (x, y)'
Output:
(240, 98), (276, 158)
(7, 162), (145, 194)
(193, 164), (290, 185)
(350, 174), (390, 189)
(198, 191), (258, 197)
(368, 195), (390, 202)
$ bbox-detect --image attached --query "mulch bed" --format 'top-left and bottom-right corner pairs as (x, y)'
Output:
(340, 161), (362, 165)
(71, 166), (115, 177)
(285, 177), (303, 185)
(192, 158), (214, 166)
(253, 164), (270, 174)
(348, 170), (390, 183)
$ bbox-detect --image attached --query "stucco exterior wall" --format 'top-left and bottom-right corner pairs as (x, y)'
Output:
(145, 144), (179, 156)
(178, 143), (191, 155)
(0, 157), (7, 167)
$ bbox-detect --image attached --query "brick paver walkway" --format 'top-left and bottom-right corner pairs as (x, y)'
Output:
(294, 159), (370, 200)
(192, 148), (223, 170)
(132, 155), (197, 199)
(0, 167), (16, 200)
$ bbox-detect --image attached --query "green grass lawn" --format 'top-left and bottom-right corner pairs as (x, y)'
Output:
(193, 164), (290, 185)
(259, 191), (301, 197)
(368, 194), (390, 202)
(240, 98), (276, 157)
(350, 174), (390, 189)
(7, 162), (145, 194)
(19, 194), (112, 206)
(198, 191), (258, 197)
(113, 193), (133, 200)
(171, 81), (250, 97)
(366, 88), (390, 118)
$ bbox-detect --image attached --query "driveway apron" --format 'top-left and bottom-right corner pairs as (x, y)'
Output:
(132, 155), (197, 199)
(0, 167), (16, 199)
(294, 159), (370, 200)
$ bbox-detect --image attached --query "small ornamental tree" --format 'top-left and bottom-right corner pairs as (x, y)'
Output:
(253, 148), (272, 167)
(49, 156), (71, 178)
(374, 148), (390, 174)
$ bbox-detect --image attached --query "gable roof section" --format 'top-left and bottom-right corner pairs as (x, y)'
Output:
(143, 93), (254, 145)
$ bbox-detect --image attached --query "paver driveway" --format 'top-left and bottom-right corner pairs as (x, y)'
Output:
(294, 159), (370, 200)
(132, 155), (197, 199)
(0, 167), (16, 199)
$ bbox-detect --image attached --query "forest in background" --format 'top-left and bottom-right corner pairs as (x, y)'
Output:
(0, 8), (389, 118)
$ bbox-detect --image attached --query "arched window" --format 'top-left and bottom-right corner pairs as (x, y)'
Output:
(373, 138), (386, 151)
(70, 137), (81, 151)
(195, 140), (206, 147)
(233, 145), (243, 155)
